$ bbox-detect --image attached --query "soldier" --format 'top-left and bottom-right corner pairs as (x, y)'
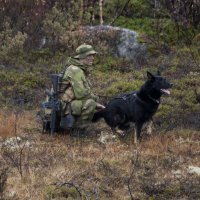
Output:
(59, 44), (105, 131)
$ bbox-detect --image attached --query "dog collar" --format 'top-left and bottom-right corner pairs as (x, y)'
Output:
(147, 95), (160, 104)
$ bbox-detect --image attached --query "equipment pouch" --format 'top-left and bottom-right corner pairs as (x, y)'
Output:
(59, 86), (75, 103)
(59, 80), (71, 93)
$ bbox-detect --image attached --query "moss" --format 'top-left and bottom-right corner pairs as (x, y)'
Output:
(192, 33), (200, 46)
(163, 184), (181, 197)
(105, 79), (143, 96)
(114, 16), (179, 45)
(114, 16), (155, 34)
(27, 49), (54, 63)
(46, 185), (81, 200)
(110, 160), (120, 166)
(95, 56), (117, 72)
(46, 185), (58, 199)
(95, 56), (137, 73)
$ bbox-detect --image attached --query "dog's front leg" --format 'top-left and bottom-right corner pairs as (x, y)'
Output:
(134, 122), (143, 144)
(111, 127), (125, 137)
(146, 119), (153, 135)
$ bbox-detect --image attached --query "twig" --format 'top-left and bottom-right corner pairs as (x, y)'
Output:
(0, 167), (8, 199)
(127, 150), (140, 200)
(93, 187), (100, 200)
(16, 139), (27, 178)
(127, 170), (134, 200)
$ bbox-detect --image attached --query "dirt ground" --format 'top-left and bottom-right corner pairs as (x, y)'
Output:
(0, 111), (200, 200)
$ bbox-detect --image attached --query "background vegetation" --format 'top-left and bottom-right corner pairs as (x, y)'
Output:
(0, 1), (200, 199)
(0, 0), (199, 129)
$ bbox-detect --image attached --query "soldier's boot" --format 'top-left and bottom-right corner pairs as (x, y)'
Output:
(60, 114), (75, 130)
(70, 127), (87, 137)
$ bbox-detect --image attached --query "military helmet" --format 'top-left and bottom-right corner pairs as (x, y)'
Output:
(74, 44), (97, 59)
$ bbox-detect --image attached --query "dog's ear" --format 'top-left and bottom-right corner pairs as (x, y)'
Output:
(147, 71), (155, 81)
(157, 70), (161, 76)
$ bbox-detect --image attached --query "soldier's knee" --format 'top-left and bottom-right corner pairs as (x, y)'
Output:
(82, 99), (96, 111)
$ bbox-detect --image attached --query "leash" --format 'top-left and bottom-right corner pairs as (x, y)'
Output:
(98, 94), (113, 99)
(97, 91), (136, 100)
(114, 91), (137, 100)
(98, 92), (160, 105)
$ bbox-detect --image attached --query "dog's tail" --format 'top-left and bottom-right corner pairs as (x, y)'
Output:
(92, 109), (105, 122)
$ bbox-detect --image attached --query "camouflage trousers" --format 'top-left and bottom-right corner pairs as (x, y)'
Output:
(61, 99), (96, 128)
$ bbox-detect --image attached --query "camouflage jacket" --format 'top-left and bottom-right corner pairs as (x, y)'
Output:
(62, 57), (97, 101)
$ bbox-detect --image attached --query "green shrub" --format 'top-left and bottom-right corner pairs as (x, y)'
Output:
(104, 0), (152, 20)
(0, 20), (27, 64)
(46, 185), (82, 200)
(105, 79), (143, 96)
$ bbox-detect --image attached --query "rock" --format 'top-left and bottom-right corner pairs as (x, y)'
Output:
(7, 189), (16, 199)
(0, 136), (32, 150)
(188, 166), (200, 175)
(40, 25), (147, 61)
(83, 25), (147, 61)
(3, 137), (21, 148)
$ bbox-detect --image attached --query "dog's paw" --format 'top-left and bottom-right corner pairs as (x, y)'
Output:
(116, 129), (126, 137)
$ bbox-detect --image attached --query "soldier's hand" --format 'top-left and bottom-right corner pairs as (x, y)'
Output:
(96, 103), (105, 110)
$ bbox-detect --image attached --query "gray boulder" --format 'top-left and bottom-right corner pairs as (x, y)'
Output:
(84, 25), (147, 61)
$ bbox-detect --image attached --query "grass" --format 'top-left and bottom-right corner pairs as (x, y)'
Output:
(0, 111), (200, 200)
(0, 25), (199, 199)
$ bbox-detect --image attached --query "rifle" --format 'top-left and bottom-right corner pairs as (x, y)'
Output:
(44, 74), (61, 134)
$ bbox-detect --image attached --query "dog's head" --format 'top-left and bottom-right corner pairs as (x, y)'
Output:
(147, 71), (173, 95)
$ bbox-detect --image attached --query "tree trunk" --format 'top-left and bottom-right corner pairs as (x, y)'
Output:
(99, 0), (103, 25)
(80, 0), (84, 25)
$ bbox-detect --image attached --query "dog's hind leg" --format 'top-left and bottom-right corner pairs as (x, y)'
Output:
(134, 122), (143, 144)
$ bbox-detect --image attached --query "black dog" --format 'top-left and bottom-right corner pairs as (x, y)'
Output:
(92, 71), (173, 143)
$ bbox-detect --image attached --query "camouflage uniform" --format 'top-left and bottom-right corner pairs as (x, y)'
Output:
(60, 44), (98, 127)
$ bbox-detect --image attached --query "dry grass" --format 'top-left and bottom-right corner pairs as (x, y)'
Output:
(0, 111), (17, 138)
(0, 110), (38, 138)
(0, 111), (200, 200)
